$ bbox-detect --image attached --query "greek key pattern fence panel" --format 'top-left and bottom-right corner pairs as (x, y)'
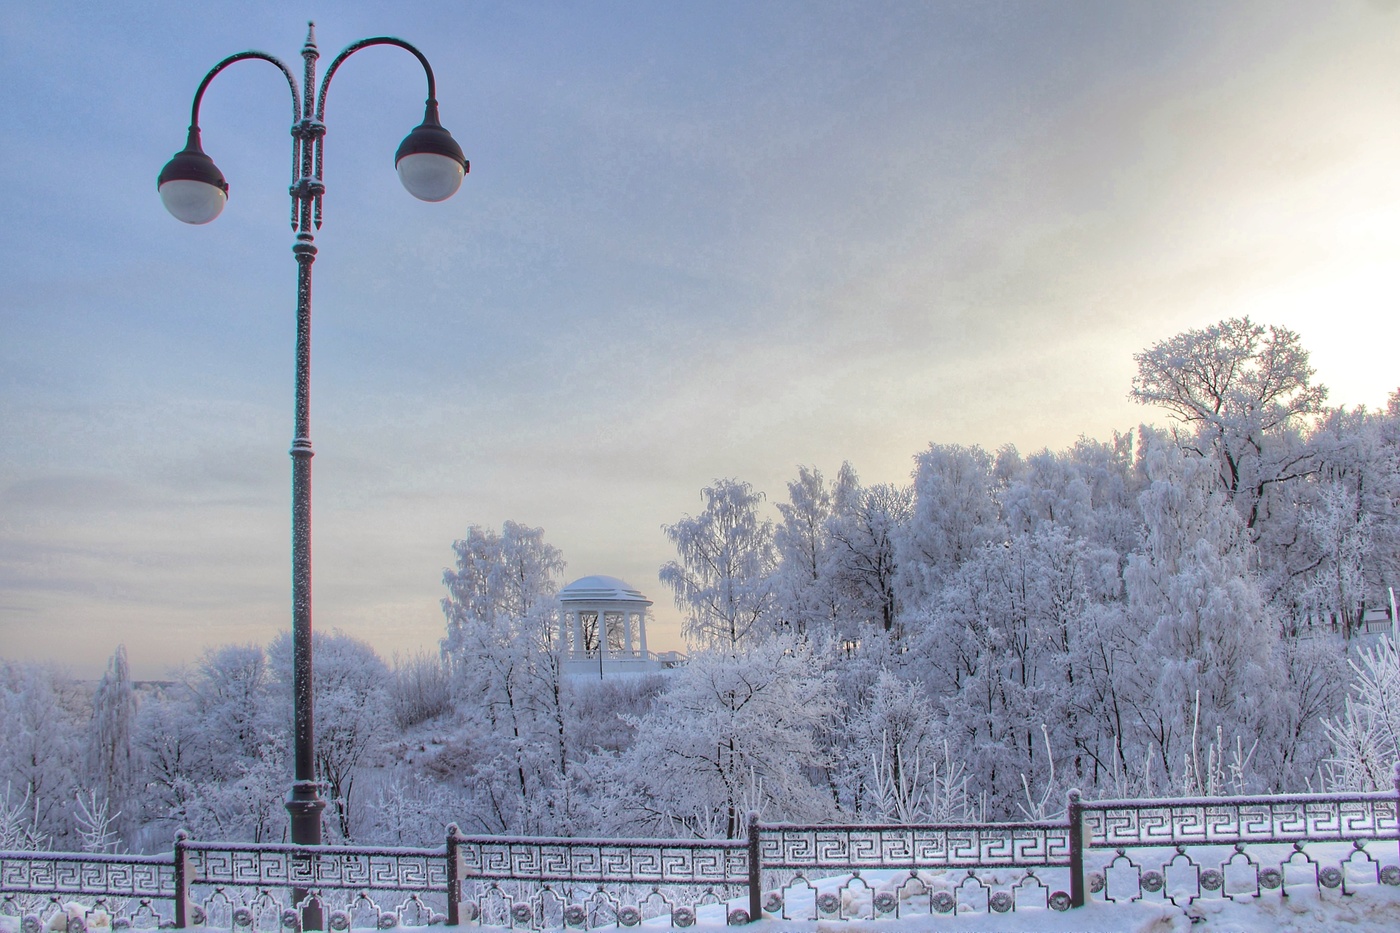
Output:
(454, 837), (748, 886)
(0, 852), (173, 899)
(1082, 791), (1400, 848)
(759, 823), (1071, 870)
(187, 843), (447, 892)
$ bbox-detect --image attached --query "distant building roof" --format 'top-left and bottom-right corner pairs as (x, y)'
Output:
(559, 575), (652, 605)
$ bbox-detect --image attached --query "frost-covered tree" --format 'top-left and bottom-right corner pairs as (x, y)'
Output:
(1001, 448), (1095, 540)
(441, 522), (566, 665)
(1260, 636), (1348, 789)
(1131, 317), (1327, 532)
(189, 644), (280, 765)
(1067, 432), (1144, 561)
(0, 783), (49, 851)
(607, 636), (837, 838)
(772, 465), (839, 637)
(438, 521), (573, 834)
(1265, 401), (1400, 636)
(901, 444), (1003, 605)
(1300, 483), (1374, 628)
(1119, 438), (1281, 790)
(839, 671), (967, 823)
(168, 743), (289, 843)
(362, 770), (459, 846)
(269, 630), (390, 842)
(87, 645), (137, 845)
(917, 526), (1111, 816)
(0, 661), (83, 845)
(660, 479), (777, 649)
(132, 644), (285, 844)
(826, 469), (912, 636)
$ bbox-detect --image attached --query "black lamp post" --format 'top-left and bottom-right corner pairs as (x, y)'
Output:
(158, 23), (466, 920)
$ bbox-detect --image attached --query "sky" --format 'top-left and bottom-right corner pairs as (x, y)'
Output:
(2, 1), (1399, 679)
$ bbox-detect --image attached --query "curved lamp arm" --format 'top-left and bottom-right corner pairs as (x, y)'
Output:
(316, 36), (438, 119)
(191, 51), (302, 131)
(317, 37), (469, 203)
(157, 52), (301, 224)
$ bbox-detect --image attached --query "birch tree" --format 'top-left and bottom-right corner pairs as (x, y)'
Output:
(773, 465), (839, 637)
(439, 521), (572, 834)
(661, 479), (777, 650)
(826, 473), (913, 636)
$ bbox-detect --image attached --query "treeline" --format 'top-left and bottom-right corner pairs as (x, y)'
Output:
(3, 318), (1398, 850)
(436, 318), (1400, 838)
(1, 636), (450, 852)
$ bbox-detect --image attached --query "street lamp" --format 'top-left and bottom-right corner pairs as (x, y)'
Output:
(157, 22), (467, 917)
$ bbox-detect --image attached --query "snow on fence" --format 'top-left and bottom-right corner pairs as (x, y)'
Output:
(1074, 786), (1400, 906)
(2, 779), (1398, 931)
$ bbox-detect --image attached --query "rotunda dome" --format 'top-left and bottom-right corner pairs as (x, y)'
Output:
(559, 575), (651, 604)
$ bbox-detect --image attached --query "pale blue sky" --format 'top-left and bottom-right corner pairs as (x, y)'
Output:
(3, 1), (1398, 677)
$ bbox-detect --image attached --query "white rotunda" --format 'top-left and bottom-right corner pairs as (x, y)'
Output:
(558, 575), (675, 676)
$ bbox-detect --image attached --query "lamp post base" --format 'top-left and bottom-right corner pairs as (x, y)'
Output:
(287, 782), (327, 931)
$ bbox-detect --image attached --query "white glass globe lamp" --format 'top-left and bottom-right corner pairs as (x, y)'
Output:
(157, 129), (229, 225)
(395, 101), (468, 202)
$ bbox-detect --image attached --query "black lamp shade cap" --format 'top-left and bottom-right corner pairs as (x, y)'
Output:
(158, 139), (229, 194)
(395, 109), (467, 171)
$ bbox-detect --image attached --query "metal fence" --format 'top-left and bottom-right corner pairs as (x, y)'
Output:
(3, 780), (1398, 930)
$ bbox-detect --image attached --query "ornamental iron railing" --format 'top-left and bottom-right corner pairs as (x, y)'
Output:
(2, 774), (1397, 930)
(1066, 786), (1400, 908)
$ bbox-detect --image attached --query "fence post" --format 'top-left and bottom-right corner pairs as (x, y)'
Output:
(446, 824), (462, 927)
(173, 830), (191, 929)
(1393, 762), (1400, 865)
(1067, 789), (1085, 908)
(746, 812), (761, 923)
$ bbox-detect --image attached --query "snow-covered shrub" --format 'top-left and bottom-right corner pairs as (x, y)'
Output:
(388, 652), (453, 730)
(604, 636), (837, 838)
(1324, 638), (1400, 791)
